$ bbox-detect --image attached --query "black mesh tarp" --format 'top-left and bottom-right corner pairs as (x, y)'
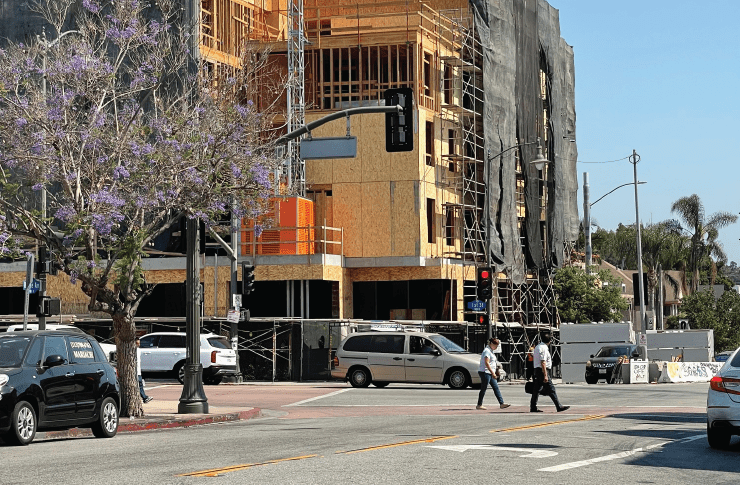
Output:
(471, 0), (578, 282)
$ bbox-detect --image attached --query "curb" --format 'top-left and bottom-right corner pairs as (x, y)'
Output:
(36, 408), (261, 442)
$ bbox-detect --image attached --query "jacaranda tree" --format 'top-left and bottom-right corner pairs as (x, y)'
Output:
(0, 0), (283, 416)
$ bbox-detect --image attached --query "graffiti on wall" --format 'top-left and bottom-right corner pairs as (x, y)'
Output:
(661, 362), (723, 383)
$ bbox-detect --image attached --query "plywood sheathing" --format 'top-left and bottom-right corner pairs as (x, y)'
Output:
(332, 183), (363, 257)
(361, 182), (391, 257)
(390, 180), (419, 256)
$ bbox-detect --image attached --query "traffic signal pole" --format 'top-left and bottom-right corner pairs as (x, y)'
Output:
(276, 105), (403, 144)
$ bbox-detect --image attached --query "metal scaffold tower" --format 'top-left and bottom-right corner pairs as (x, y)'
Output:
(285, 0), (306, 196)
(439, 9), (484, 319)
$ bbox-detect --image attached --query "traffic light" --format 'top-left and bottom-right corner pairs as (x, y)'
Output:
(241, 262), (255, 296)
(477, 266), (493, 300)
(475, 313), (489, 327)
(384, 88), (414, 152)
(36, 247), (59, 276)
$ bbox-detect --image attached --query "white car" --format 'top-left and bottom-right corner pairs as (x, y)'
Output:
(331, 331), (498, 389)
(138, 332), (236, 384)
(707, 346), (740, 448)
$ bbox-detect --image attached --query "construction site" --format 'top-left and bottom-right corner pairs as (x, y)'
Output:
(0, 0), (580, 380)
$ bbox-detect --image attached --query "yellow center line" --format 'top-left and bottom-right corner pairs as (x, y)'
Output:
(177, 454), (319, 478)
(490, 414), (606, 433)
(335, 435), (458, 455)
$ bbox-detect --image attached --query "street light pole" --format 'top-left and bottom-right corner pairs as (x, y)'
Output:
(583, 172), (592, 273)
(631, 150), (646, 335)
(485, 138), (549, 339)
(179, 217), (208, 413)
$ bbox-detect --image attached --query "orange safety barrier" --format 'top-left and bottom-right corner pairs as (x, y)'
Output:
(241, 196), (315, 256)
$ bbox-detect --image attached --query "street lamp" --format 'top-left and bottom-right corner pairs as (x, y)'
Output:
(580, 150), (646, 338)
(484, 137), (549, 338)
(583, 176), (647, 273)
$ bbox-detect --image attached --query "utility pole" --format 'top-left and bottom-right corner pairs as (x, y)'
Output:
(583, 172), (592, 274)
(229, 199), (242, 382)
(631, 150), (646, 335)
(178, 218), (208, 413)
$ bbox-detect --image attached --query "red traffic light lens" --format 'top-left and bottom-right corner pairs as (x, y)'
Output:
(481, 270), (489, 279)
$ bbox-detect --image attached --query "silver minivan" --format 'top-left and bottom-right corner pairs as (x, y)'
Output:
(331, 331), (483, 389)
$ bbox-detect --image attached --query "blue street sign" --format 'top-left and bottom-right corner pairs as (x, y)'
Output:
(23, 278), (40, 294)
(467, 300), (486, 311)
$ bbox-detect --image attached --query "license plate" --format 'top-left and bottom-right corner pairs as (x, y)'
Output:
(599, 369), (607, 374)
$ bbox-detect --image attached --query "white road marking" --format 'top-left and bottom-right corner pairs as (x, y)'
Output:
(539, 448), (643, 472)
(539, 434), (707, 472)
(428, 445), (558, 458)
(284, 388), (351, 407)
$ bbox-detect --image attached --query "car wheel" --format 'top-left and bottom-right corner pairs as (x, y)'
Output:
(373, 381), (389, 388)
(175, 361), (186, 384)
(447, 368), (470, 389)
(5, 401), (37, 446)
(349, 367), (371, 388)
(585, 375), (599, 385)
(707, 423), (732, 449)
(92, 397), (119, 439)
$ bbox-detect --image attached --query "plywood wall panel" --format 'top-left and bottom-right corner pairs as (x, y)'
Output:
(361, 182), (391, 257)
(332, 183), (363, 257)
(360, 113), (390, 182)
(390, 180), (419, 256)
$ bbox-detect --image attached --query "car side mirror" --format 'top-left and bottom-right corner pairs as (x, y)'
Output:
(43, 354), (66, 368)
(432, 349), (442, 356)
(590, 354), (594, 358)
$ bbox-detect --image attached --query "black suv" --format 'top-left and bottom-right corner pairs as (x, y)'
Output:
(0, 330), (120, 445)
(585, 344), (640, 384)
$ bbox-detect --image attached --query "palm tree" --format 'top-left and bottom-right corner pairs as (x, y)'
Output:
(670, 194), (738, 292)
(639, 221), (686, 313)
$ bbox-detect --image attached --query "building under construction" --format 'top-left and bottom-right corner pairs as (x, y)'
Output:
(0, 0), (579, 376)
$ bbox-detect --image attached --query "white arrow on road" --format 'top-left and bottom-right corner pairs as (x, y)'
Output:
(427, 445), (558, 458)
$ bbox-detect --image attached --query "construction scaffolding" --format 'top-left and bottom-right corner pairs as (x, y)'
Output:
(285, 0), (307, 196)
(437, 8), (486, 325)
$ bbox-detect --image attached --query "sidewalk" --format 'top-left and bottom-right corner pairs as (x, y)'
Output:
(37, 397), (262, 442)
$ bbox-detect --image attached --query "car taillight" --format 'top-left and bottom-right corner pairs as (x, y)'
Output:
(710, 375), (740, 394)
(333, 356), (339, 368)
(211, 351), (217, 363)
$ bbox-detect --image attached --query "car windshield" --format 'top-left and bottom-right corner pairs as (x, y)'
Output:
(0, 335), (32, 368)
(596, 346), (632, 358)
(428, 335), (467, 353)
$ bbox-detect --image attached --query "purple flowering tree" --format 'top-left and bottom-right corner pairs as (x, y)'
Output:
(0, 0), (282, 416)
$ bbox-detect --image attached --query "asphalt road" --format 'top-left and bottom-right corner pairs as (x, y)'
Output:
(2, 381), (738, 484)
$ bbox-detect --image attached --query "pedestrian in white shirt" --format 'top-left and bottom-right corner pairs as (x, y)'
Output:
(476, 337), (511, 410)
(530, 333), (568, 413)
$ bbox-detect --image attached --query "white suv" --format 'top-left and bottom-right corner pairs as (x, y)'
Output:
(138, 332), (236, 384)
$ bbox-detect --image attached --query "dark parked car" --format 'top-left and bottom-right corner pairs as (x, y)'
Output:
(585, 344), (640, 384)
(0, 330), (120, 445)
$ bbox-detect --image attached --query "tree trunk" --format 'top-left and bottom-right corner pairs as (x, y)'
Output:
(113, 312), (143, 418)
(647, 268), (657, 312)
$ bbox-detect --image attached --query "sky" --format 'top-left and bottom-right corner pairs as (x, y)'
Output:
(550, 0), (740, 265)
